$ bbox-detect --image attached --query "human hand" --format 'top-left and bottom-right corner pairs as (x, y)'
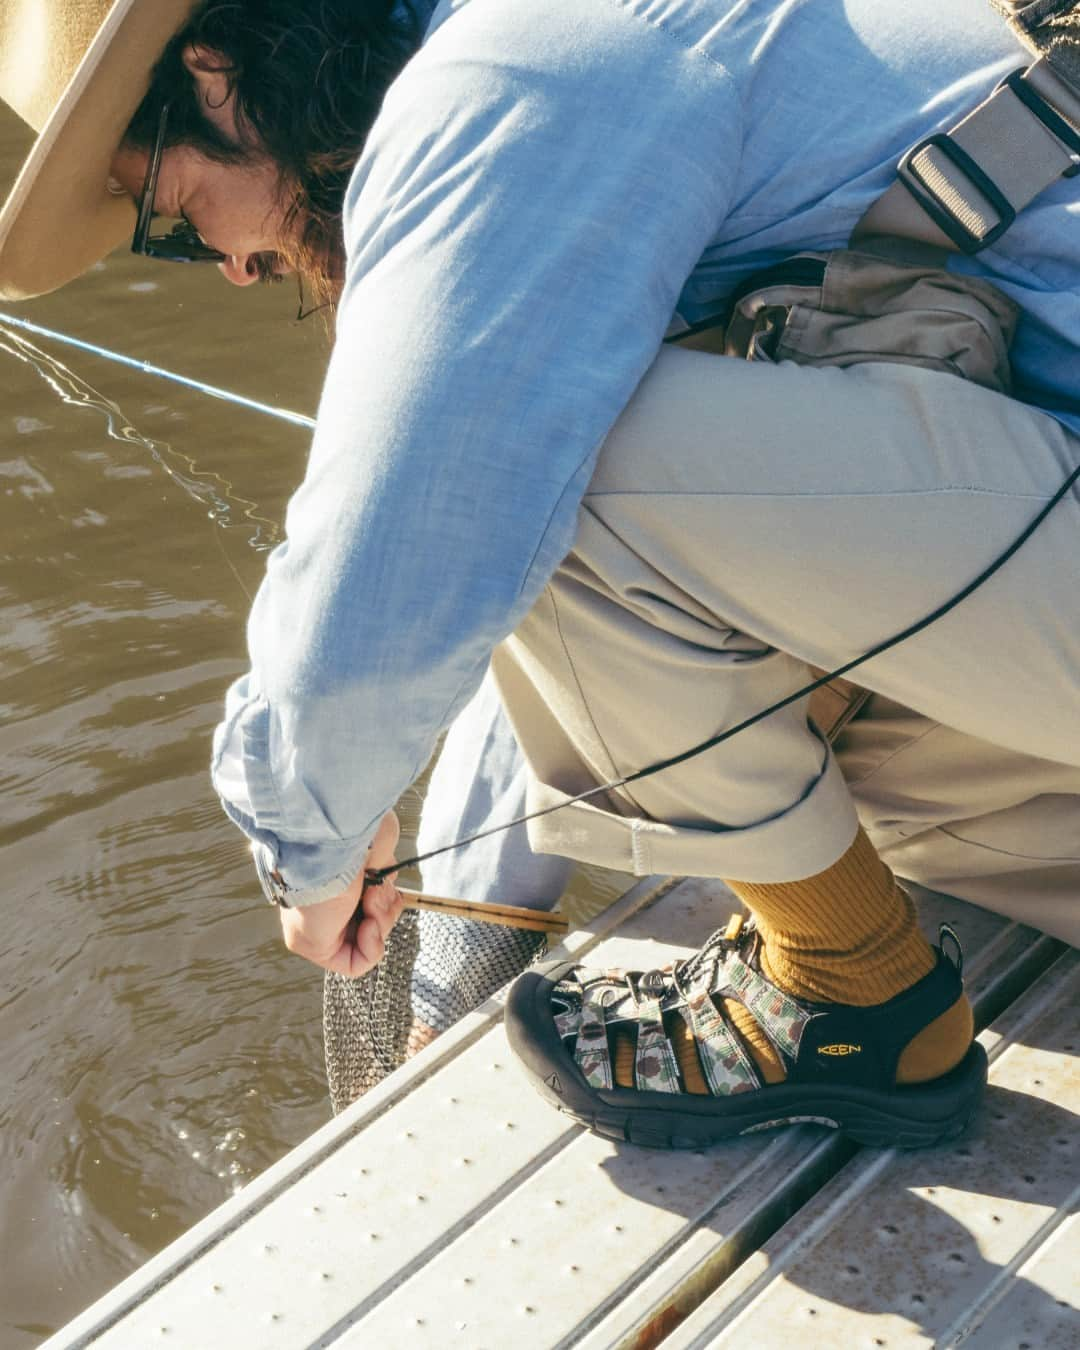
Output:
(277, 810), (404, 977)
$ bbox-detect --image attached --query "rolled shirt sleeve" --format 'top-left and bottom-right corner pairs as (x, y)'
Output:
(211, 0), (738, 897)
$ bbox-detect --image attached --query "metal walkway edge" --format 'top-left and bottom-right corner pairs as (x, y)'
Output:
(42, 880), (1075, 1350)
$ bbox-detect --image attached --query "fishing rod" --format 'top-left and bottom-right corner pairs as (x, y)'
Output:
(0, 312), (316, 429)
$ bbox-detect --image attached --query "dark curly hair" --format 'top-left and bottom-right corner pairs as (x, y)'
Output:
(124, 0), (425, 301)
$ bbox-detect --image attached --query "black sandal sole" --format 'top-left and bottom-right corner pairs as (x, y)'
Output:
(505, 964), (988, 1151)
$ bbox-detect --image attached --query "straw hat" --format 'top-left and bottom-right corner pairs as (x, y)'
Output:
(0, 0), (198, 300)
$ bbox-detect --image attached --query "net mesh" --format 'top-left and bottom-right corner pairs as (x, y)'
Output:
(323, 908), (547, 1114)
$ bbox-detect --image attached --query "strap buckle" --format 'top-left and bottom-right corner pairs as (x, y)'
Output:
(897, 65), (1080, 254)
(897, 133), (1016, 254)
(1001, 66), (1080, 166)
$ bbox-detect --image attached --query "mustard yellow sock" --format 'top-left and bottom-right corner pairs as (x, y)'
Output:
(723, 827), (971, 1085)
(725, 827), (936, 1004)
(665, 1017), (707, 1093)
(612, 827), (969, 1090)
(614, 1029), (635, 1088)
(721, 998), (787, 1084)
(895, 997), (974, 1085)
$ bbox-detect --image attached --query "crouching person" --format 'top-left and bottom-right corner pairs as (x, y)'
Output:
(3, 0), (1076, 1146)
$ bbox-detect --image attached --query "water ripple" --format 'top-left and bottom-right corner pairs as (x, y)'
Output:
(0, 325), (282, 551)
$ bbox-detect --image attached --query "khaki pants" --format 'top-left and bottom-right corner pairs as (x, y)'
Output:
(492, 348), (1080, 947)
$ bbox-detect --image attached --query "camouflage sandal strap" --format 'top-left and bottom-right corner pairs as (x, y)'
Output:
(571, 983), (615, 1091)
(632, 993), (682, 1094)
(714, 952), (812, 1065)
(679, 989), (762, 1096)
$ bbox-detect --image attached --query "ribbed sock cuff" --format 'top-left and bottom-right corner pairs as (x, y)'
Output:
(724, 826), (936, 1005)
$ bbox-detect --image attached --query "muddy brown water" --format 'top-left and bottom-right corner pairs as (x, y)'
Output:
(0, 107), (625, 1345)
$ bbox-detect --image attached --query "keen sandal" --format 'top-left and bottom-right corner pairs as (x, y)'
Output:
(505, 916), (987, 1150)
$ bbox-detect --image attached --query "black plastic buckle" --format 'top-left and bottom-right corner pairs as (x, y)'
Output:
(1000, 66), (1080, 170)
(897, 133), (1015, 254)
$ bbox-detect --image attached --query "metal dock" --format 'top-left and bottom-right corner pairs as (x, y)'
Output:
(44, 879), (1077, 1349)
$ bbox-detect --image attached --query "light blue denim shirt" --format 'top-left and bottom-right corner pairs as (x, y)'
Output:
(212, 0), (1080, 901)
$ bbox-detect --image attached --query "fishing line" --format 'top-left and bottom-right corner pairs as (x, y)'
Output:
(0, 312), (316, 429)
(0, 320), (282, 549)
(369, 454), (1080, 884)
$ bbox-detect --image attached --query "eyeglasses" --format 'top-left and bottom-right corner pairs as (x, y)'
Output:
(131, 102), (227, 264)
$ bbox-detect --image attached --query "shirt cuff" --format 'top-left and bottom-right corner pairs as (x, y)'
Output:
(251, 840), (360, 910)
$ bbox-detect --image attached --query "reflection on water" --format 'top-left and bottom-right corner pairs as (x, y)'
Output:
(0, 105), (626, 1345)
(0, 234), (327, 1347)
(0, 320), (283, 552)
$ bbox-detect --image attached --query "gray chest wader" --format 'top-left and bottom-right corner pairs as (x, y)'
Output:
(671, 0), (1080, 741)
(324, 1), (1080, 1112)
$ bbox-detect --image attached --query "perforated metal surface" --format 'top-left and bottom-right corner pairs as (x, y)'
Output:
(40, 876), (675, 1350)
(337, 1106), (794, 1346)
(961, 1213), (1079, 1349)
(665, 951), (1080, 1349)
(42, 882), (1073, 1350)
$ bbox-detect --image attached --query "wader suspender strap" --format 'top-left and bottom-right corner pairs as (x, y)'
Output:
(855, 2), (1080, 253)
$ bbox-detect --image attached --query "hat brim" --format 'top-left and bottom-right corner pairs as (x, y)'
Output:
(0, 0), (198, 300)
